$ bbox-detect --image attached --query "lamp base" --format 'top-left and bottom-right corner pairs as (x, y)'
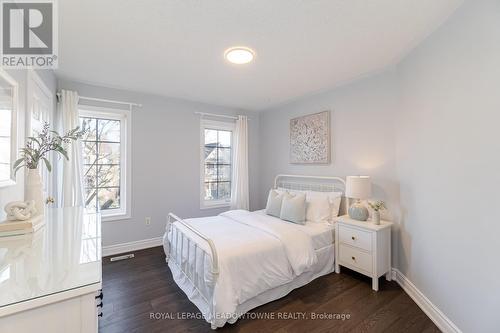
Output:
(348, 202), (369, 221)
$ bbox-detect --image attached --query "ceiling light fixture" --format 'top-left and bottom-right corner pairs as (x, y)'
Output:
(224, 47), (255, 64)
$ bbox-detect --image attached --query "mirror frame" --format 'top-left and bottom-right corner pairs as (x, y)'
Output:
(0, 69), (19, 188)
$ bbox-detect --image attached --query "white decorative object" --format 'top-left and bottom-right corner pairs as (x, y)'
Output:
(290, 111), (330, 164)
(372, 210), (381, 225)
(1, 201), (44, 237)
(4, 200), (37, 221)
(368, 200), (386, 225)
(335, 215), (393, 291)
(25, 168), (44, 216)
(368, 201), (386, 225)
(346, 176), (371, 221)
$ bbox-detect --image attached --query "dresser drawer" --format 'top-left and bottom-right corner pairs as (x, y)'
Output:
(339, 244), (373, 273)
(339, 225), (372, 251)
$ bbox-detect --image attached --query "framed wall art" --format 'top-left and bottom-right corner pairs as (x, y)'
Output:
(290, 110), (330, 164)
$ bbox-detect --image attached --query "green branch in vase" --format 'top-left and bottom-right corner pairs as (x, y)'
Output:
(13, 122), (86, 175)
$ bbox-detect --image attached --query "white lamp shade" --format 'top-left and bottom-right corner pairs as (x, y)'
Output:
(346, 176), (371, 199)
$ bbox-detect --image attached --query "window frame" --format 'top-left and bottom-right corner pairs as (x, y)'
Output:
(200, 119), (234, 210)
(27, 70), (53, 196)
(79, 105), (131, 222)
(0, 68), (18, 188)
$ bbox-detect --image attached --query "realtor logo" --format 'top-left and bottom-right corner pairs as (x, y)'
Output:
(1, 0), (58, 68)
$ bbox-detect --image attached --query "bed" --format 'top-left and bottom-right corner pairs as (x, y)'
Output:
(163, 175), (346, 329)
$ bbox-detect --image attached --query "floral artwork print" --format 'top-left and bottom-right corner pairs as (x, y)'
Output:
(290, 111), (330, 164)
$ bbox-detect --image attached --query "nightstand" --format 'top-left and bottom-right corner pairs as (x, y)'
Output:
(334, 215), (392, 291)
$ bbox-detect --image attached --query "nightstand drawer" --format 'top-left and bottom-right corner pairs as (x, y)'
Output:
(339, 225), (372, 251)
(339, 244), (373, 273)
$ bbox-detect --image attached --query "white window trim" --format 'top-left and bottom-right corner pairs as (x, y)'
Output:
(0, 68), (18, 188)
(27, 70), (54, 195)
(79, 105), (132, 222)
(200, 119), (235, 210)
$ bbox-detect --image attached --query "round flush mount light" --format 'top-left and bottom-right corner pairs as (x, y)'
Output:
(224, 47), (255, 64)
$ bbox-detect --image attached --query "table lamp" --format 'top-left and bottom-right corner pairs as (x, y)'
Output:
(346, 176), (371, 221)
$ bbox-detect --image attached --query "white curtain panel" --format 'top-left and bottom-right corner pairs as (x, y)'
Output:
(231, 115), (249, 210)
(58, 90), (85, 207)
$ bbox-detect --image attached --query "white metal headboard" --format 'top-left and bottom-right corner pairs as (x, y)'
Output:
(274, 174), (345, 192)
(274, 174), (347, 214)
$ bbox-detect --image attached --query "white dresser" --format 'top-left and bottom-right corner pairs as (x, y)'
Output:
(335, 215), (392, 291)
(0, 208), (102, 333)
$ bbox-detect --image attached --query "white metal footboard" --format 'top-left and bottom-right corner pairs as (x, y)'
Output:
(166, 213), (219, 291)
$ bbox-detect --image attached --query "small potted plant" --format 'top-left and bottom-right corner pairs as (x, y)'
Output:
(13, 122), (85, 216)
(368, 201), (386, 225)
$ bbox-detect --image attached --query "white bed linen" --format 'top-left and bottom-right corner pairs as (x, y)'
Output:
(254, 209), (335, 250)
(168, 244), (334, 329)
(164, 209), (335, 329)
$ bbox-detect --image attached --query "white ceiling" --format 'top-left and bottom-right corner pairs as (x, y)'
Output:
(57, 0), (462, 111)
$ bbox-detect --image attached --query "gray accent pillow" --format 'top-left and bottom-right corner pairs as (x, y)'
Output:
(265, 189), (286, 217)
(280, 192), (306, 224)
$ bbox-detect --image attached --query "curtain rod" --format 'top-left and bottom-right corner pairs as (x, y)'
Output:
(194, 111), (250, 120)
(56, 92), (142, 108)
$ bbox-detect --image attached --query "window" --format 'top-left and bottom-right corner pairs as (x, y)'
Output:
(201, 120), (234, 208)
(79, 107), (130, 220)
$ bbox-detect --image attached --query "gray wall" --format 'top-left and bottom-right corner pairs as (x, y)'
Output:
(0, 70), (57, 219)
(57, 79), (260, 247)
(395, 0), (500, 331)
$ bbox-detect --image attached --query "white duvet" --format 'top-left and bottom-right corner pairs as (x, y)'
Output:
(165, 209), (319, 328)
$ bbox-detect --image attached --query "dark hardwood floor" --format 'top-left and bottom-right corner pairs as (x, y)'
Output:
(99, 247), (439, 333)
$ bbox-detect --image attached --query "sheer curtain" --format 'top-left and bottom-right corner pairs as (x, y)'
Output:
(58, 90), (85, 207)
(231, 115), (249, 210)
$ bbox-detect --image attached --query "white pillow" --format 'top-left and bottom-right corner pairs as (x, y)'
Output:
(329, 193), (343, 218)
(305, 191), (343, 222)
(265, 189), (286, 217)
(305, 191), (331, 222)
(280, 192), (306, 224)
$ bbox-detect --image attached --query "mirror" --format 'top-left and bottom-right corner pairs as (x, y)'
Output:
(0, 69), (18, 187)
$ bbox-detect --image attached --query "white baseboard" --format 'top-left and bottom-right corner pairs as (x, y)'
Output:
(102, 237), (163, 257)
(391, 268), (461, 333)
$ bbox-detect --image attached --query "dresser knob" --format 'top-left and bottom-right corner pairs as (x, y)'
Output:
(351, 256), (356, 261)
(351, 236), (356, 240)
